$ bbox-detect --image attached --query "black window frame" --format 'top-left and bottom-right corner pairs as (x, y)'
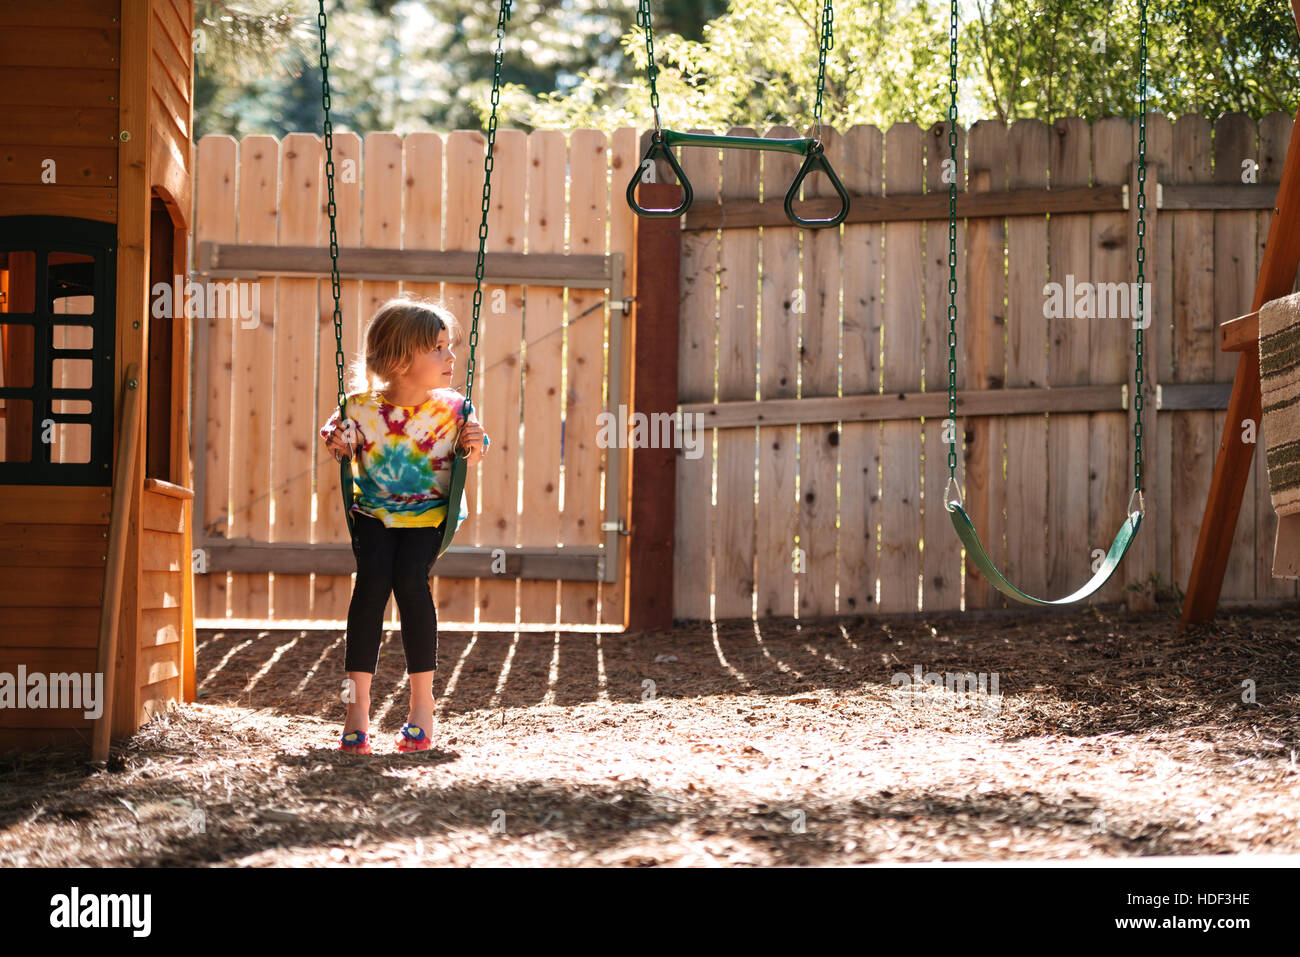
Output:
(0, 215), (116, 486)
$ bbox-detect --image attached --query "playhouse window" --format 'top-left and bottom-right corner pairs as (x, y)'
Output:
(0, 250), (38, 466)
(0, 218), (114, 484)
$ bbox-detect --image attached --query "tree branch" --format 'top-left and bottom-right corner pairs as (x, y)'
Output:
(976, 0), (1008, 124)
(1007, 3), (1025, 121)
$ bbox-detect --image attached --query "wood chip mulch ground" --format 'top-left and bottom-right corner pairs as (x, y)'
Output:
(2, 604), (1298, 866)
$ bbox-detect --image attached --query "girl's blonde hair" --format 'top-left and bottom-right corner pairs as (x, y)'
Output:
(348, 297), (461, 394)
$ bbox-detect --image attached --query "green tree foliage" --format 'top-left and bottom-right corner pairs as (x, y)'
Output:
(194, 0), (725, 138)
(193, 0), (313, 81)
(499, 0), (953, 132)
(194, 0), (1300, 140)
(506, 0), (1300, 132)
(968, 0), (1300, 122)
(1163, 0), (1300, 115)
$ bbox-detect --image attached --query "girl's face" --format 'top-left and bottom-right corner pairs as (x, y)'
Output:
(400, 328), (456, 389)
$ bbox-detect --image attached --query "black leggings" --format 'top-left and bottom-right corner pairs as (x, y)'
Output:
(345, 512), (444, 674)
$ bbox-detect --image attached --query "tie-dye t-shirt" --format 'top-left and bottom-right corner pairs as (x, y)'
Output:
(321, 387), (471, 529)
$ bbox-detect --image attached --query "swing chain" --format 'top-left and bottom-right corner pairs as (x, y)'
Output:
(317, 0), (344, 418)
(946, 0), (959, 481)
(812, 0), (835, 144)
(1133, 0), (1148, 495)
(635, 0), (662, 135)
(946, 0), (1147, 498)
(317, 0), (356, 536)
(467, 0), (513, 409)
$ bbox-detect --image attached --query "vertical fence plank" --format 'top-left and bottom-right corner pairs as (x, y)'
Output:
(673, 130), (719, 621)
(474, 129), (526, 624)
(603, 126), (640, 628)
(437, 131), (493, 624)
(359, 132), (404, 322)
(797, 127), (843, 618)
(921, 121), (964, 611)
(1255, 111), (1297, 599)
(837, 124), (883, 616)
(1046, 117), (1092, 598)
(1089, 116), (1132, 605)
(311, 130), (361, 621)
(227, 134), (279, 619)
(756, 125), (804, 619)
(878, 122), (924, 613)
(398, 131), (442, 329)
(1214, 114), (1259, 601)
(1170, 114), (1215, 593)
(561, 129), (608, 625)
(1004, 119), (1050, 598)
(754, 127), (800, 616)
(961, 121), (1007, 609)
(269, 133), (321, 618)
(516, 129), (566, 625)
(358, 132), (404, 625)
(713, 127), (759, 620)
(194, 135), (236, 618)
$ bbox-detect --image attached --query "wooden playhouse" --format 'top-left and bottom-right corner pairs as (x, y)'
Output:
(0, 0), (197, 755)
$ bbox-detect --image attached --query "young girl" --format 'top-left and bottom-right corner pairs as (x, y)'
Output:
(320, 297), (489, 754)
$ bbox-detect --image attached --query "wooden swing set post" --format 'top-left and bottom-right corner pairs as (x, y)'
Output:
(1179, 0), (1300, 626)
(625, 182), (681, 632)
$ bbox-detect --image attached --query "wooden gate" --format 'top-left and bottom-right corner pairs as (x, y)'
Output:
(191, 129), (640, 629)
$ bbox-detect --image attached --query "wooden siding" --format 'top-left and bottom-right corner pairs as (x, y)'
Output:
(0, 488), (109, 746)
(149, 0), (192, 217)
(0, 1), (121, 223)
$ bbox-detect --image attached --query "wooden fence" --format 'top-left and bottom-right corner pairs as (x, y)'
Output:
(191, 114), (1299, 626)
(192, 129), (639, 627)
(669, 113), (1300, 618)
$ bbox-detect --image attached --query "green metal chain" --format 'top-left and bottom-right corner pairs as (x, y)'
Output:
(317, 0), (354, 535)
(1134, 0), (1148, 494)
(316, 0), (345, 420)
(635, 0), (661, 133)
(812, 0), (835, 142)
(636, 0), (834, 139)
(945, 0), (1147, 499)
(946, 0), (959, 481)
(465, 0), (513, 409)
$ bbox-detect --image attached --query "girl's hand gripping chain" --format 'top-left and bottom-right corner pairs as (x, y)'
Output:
(324, 418), (359, 462)
(458, 418), (489, 467)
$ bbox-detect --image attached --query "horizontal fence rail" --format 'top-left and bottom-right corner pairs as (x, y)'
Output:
(680, 183), (1276, 230)
(198, 242), (621, 289)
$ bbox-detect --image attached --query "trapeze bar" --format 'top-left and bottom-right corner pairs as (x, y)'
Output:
(661, 129), (813, 156)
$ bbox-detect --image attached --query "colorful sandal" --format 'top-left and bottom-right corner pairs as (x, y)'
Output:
(339, 729), (371, 754)
(396, 722), (431, 752)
